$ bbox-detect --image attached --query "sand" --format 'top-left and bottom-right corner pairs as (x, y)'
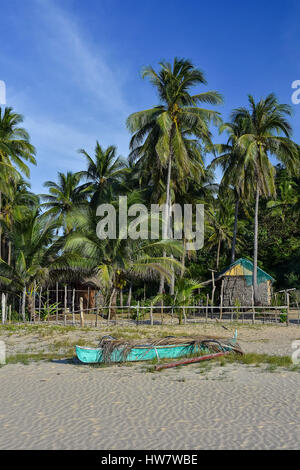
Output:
(0, 359), (299, 450)
(2, 322), (300, 357)
(1, 322), (300, 450)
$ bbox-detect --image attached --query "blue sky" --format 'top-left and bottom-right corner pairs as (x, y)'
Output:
(0, 0), (300, 194)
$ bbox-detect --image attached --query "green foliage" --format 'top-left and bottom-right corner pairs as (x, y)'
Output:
(0, 62), (300, 309)
(40, 302), (60, 320)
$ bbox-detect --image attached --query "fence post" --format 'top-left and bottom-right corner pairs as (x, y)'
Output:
(150, 302), (153, 326)
(38, 287), (42, 322)
(33, 281), (36, 323)
(56, 282), (59, 322)
(47, 288), (49, 323)
(251, 285), (255, 324)
(219, 280), (224, 320)
(1, 293), (5, 324)
(209, 269), (216, 318)
(72, 288), (75, 325)
(206, 294), (209, 323)
(287, 293), (290, 326)
(137, 301), (140, 325)
(80, 297), (85, 328)
(63, 285), (67, 326)
(95, 305), (98, 327)
(22, 286), (26, 322)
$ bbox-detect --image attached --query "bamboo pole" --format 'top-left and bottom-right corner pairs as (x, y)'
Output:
(64, 285), (67, 326)
(150, 302), (153, 326)
(1, 293), (5, 324)
(47, 288), (49, 323)
(128, 284), (132, 307)
(95, 304), (98, 327)
(38, 287), (42, 322)
(155, 352), (228, 371)
(33, 281), (36, 323)
(206, 294), (209, 323)
(251, 285), (255, 324)
(219, 280), (224, 320)
(80, 297), (84, 328)
(108, 288), (117, 322)
(120, 288), (123, 315)
(95, 290), (99, 327)
(22, 286), (26, 322)
(72, 288), (75, 325)
(18, 293), (21, 321)
(56, 282), (59, 322)
(209, 269), (216, 318)
(183, 306), (187, 324)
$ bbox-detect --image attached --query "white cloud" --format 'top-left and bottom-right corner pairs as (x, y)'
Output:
(34, 0), (130, 116)
(5, 0), (133, 193)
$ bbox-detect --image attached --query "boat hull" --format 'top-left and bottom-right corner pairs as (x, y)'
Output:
(76, 343), (204, 364)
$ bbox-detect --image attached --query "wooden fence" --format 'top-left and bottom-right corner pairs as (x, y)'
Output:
(1, 294), (299, 326)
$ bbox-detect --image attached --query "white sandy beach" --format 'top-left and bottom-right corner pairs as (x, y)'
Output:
(0, 358), (299, 450)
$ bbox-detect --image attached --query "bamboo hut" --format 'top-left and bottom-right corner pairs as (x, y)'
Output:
(204, 258), (274, 306)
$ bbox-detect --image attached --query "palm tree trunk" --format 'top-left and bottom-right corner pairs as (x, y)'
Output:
(231, 194), (239, 264)
(164, 154), (172, 239)
(108, 287), (117, 321)
(28, 294), (34, 322)
(159, 153), (172, 295)
(8, 241), (11, 266)
(253, 185), (260, 304)
(22, 286), (26, 322)
(128, 283), (132, 307)
(159, 262), (165, 294)
(216, 238), (221, 270)
(180, 238), (186, 278)
(170, 255), (175, 295)
(0, 191), (2, 260)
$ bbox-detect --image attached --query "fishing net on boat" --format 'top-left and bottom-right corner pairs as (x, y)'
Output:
(98, 335), (243, 363)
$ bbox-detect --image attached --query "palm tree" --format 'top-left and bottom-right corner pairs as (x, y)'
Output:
(0, 211), (59, 320)
(40, 171), (92, 234)
(206, 194), (235, 269)
(209, 119), (250, 264)
(0, 178), (39, 265)
(232, 94), (299, 302)
(127, 58), (223, 292)
(0, 107), (36, 259)
(127, 58), (222, 221)
(0, 107), (36, 177)
(153, 278), (202, 324)
(78, 141), (127, 207)
(267, 168), (299, 221)
(64, 205), (183, 318)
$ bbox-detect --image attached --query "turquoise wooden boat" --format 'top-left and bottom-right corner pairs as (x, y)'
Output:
(76, 343), (202, 364)
(76, 331), (239, 364)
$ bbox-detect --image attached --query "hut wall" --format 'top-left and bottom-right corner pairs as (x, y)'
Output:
(222, 276), (271, 306)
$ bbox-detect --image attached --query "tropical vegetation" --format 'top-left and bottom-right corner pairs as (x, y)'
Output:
(0, 58), (299, 321)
